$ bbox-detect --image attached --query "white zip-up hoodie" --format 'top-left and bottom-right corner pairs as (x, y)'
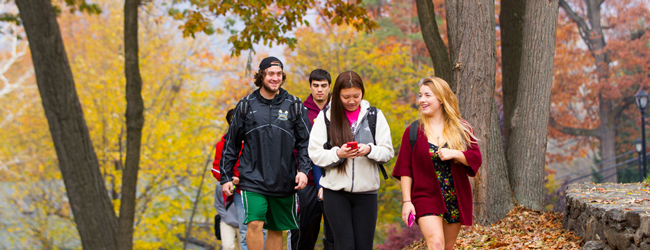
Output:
(308, 100), (394, 193)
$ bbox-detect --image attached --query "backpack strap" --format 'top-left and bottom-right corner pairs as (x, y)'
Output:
(322, 106), (332, 150)
(321, 106), (331, 177)
(240, 95), (251, 118)
(409, 120), (420, 148)
(290, 95), (302, 117)
(367, 107), (377, 144)
(367, 107), (388, 180)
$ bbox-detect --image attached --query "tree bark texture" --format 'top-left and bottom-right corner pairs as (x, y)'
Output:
(500, 0), (524, 144)
(444, 0), (513, 224)
(15, 0), (118, 248)
(415, 0), (454, 88)
(599, 121), (617, 182)
(117, 0), (145, 249)
(485, 102), (513, 224)
(504, 0), (559, 210)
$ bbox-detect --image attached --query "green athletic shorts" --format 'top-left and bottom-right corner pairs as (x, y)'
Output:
(241, 190), (299, 231)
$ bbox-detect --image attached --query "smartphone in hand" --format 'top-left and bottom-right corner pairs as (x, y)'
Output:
(408, 213), (415, 227)
(347, 141), (358, 149)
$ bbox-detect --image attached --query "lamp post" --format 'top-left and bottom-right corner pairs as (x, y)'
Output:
(635, 89), (648, 180)
(635, 138), (643, 182)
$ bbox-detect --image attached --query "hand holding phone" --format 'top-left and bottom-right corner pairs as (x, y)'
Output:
(346, 141), (358, 149)
(408, 213), (415, 227)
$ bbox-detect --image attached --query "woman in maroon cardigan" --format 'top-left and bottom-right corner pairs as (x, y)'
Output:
(392, 77), (482, 250)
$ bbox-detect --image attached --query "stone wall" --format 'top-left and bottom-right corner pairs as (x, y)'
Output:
(563, 183), (650, 250)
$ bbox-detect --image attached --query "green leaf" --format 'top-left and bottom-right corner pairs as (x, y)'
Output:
(0, 13), (21, 26)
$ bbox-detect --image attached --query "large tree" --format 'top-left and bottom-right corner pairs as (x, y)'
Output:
(552, 0), (620, 183)
(501, 0), (559, 210)
(549, 0), (650, 183)
(14, 0), (118, 248)
(15, 0), (146, 248)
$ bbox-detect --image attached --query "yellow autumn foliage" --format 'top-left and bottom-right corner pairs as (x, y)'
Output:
(0, 1), (252, 248)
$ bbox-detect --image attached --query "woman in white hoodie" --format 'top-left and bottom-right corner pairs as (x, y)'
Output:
(308, 70), (394, 250)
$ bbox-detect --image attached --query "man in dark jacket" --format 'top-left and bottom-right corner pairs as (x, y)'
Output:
(289, 69), (335, 250)
(220, 56), (311, 250)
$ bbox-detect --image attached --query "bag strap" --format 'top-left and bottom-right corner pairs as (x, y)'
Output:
(366, 107), (388, 180)
(241, 95), (250, 115)
(239, 95), (251, 124)
(367, 107), (377, 144)
(322, 106), (388, 180)
(323, 106), (331, 149)
(320, 106), (331, 177)
(291, 95), (302, 117)
(409, 120), (420, 148)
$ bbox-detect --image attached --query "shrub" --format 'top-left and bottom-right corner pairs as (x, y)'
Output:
(376, 223), (423, 250)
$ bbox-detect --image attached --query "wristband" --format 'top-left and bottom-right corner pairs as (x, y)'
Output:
(403, 200), (411, 203)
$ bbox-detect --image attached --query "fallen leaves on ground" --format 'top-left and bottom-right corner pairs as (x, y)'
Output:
(401, 206), (583, 250)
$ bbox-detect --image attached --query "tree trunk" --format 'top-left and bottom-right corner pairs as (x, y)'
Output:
(415, 0), (453, 87)
(117, 0), (145, 249)
(586, 0), (616, 183)
(598, 100), (617, 182)
(15, 0), (118, 248)
(584, 0), (609, 83)
(483, 102), (513, 224)
(504, 0), (559, 210)
(500, 0), (524, 144)
(444, 0), (513, 224)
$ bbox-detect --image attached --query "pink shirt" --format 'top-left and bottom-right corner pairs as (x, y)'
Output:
(344, 108), (360, 125)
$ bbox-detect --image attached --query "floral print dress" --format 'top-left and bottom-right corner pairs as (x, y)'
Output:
(428, 142), (461, 224)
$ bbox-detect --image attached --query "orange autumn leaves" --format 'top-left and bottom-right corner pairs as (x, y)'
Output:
(548, 0), (650, 164)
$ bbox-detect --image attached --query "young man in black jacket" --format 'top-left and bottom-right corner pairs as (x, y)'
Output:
(220, 56), (311, 250)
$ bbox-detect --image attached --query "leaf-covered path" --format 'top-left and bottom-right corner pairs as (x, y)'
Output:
(402, 206), (583, 249)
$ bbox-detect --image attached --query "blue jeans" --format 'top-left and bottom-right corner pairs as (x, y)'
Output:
(234, 191), (266, 250)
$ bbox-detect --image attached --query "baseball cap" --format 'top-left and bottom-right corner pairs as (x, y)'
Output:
(259, 56), (283, 71)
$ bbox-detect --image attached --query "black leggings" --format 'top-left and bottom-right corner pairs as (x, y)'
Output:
(323, 189), (377, 250)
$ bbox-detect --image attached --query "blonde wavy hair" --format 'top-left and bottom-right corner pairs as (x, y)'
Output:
(418, 77), (478, 151)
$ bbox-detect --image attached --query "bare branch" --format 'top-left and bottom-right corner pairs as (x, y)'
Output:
(549, 115), (600, 137)
(0, 22), (33, 99)
(559, 0), (593, 50)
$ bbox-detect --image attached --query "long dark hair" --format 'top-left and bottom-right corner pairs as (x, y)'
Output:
(329, 71), (365, 172)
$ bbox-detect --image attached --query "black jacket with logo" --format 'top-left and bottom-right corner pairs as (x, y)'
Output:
(220, 88), (312, 197)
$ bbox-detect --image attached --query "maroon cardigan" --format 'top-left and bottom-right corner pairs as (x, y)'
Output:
(392, 123), (482, 226)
